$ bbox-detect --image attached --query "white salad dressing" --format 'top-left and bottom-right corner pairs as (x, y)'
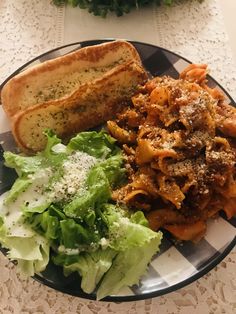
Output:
(58, 245), (80, 255)
(51, 143), (67, 154)
(26, 167), (53, 207)
(0, 168), (52, 237)
(0, 150), (98, 238)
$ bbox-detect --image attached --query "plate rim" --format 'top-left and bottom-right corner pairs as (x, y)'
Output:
(0, 39), (235, 302)
(32, 235), (236, 302)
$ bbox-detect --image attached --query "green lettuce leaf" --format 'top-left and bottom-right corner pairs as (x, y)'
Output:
(63, 166), (111, 218)
(60, 219), (100, 248)
(4, 151), (42, 177)
(11, 168), (52, 213)
(4, 177), (32, 205)
(30, 211), (60, 241)
(53, 248), (117, 294)
(0, 129), (163, 300)
(102, 204), (160, 251)
(0, 223), (50, 277)
(67, 130), (120, 158)
(26, 204), (65, 241)
(91, 154), (126, 188)
(109, 218), (161, 251)
(63, 151), (125, 219)
(40, 129), (68, 166)
(130, 211), (149, 227)
(96, 235), (162, 300)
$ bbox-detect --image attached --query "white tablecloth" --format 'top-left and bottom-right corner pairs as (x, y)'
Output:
(0, 1), (236, 313)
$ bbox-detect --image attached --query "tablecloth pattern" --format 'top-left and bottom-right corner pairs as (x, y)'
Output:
(0, 0), (235, 313)
(0, 0), (64, 84)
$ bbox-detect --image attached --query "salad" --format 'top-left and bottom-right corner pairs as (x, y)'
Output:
(0, 129), (162, 300)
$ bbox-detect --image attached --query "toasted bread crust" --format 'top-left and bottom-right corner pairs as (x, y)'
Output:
(2, 40), (141, 117)
(12, 61), (147, 153)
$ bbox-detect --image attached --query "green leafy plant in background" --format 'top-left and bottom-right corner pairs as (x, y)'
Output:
(52, 0), (175, 17)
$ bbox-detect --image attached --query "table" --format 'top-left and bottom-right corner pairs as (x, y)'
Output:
(64, 0), (236, 63)
(0, 1), (236, 313)
(219, 0), (236, 61)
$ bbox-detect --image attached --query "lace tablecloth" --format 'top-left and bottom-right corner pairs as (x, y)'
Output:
(0, 0), (236, 313)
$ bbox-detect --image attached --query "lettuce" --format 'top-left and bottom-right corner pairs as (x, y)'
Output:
(4, 177), (32, 205)
(91, 154), (126, 188)
(53, 248), (117, 294)
(0, 129), (162, 300)
(94, 204), (163, 299)
(67, 130), (120, 158)
(4, 151), (42, 177)
(0, 222), (50, 277)
(30, 211), (60, 241)
(52, 204), (162, 299)
(108, 212), (159, 251)
(60, 219), (100, 248)
(40, 129), (68, 166)
(27, 204), (66, 241)
(96, 237), (161, 300)
(64, 166), (111, 218)
(63, 150), (125, 218)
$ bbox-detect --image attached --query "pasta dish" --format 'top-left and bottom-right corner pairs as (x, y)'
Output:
(107, 64), (236, 242)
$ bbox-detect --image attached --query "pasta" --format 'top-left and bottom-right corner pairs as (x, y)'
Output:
(108, 64), (236, 242)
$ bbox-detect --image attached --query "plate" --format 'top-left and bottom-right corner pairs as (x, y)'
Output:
(0, 40), (236, 302)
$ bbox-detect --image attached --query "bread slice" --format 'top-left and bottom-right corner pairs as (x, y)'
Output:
(12, 61), (147, 153)
(1, 40), (141, 117)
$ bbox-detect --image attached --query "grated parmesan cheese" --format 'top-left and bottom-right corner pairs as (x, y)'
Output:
(58, 245), (80, 255)
(50, 151), (98, 202)
(100, 237), (109, 249)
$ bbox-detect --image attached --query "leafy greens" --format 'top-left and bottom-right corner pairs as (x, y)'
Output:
(0, 130), (162, 299)
(53, 0), (176, 17)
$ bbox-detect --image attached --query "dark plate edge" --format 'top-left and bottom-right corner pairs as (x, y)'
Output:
(32, 235), (236, 302)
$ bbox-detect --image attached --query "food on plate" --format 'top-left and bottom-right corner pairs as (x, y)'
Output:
(108, 63), (236, 242)
(1, 40), (142, 117)
(11, 61), (147, 153)
(1, 41), (147, 154)
(0, 130), (162, 300)
(1, 39), (235, 300)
